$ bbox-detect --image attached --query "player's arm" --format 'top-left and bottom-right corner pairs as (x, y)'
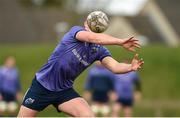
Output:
(101, 54), (144, 74)
(76, 31), (140, 52)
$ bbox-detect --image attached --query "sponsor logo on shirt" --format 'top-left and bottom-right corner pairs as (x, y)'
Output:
(72, 49), (90, 66)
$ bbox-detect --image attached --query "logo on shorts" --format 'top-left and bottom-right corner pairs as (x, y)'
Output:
(25, 98), (35, 104)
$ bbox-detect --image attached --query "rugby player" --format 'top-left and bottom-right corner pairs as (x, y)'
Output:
(111, 71), (141, 117)
(84, 62), (114, 116)
(18, 12), (144, 117)
(0, 56), (22, 116)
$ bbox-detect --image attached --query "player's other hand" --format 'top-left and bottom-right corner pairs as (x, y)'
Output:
(131, 54), (144, 71)
(121, 37), (140, 52)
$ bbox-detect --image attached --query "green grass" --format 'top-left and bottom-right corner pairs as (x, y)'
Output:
(0, 44), (180, 116)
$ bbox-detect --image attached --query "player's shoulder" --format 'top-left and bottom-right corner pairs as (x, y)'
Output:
(67, 26), (86, 39)
(71, 25), (84, 29)
(60, 26), (85, 43)
(70, 26), (85, 32)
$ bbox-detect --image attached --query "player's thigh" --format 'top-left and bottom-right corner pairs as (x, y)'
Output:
(18, 105), (38, 117)
(58, 97), (94, 117)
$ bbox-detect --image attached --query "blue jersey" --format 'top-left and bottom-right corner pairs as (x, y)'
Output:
(114, 72), (139, 99)
(0, 66), (21, 95)
(36, 26), (111, 91)
(84, 65), (114, 92)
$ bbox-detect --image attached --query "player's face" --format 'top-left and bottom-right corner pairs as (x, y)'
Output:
(5, 57), (16, 68)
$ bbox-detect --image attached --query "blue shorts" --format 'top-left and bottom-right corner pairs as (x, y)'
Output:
(22, 78), (81, 112)
(117, 98), (133, 107)
(92, 90), (109, 103)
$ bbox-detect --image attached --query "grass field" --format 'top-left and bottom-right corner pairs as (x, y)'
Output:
(0, 43), (180, 116)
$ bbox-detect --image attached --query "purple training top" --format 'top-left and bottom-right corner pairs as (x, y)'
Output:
(36, 26), (111, 91)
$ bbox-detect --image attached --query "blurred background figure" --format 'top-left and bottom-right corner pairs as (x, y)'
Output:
(111, 60), (141, 117)
(0, 56), (22, 117)
(83, 61), (114, 117)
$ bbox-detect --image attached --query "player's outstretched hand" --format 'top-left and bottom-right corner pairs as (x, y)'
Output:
(131, 54), (144, 71)
(121, 37), (140, 52)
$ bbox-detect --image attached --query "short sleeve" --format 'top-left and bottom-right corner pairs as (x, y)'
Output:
(97, 46), (112, 61)
(69, 26), (85, 39)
